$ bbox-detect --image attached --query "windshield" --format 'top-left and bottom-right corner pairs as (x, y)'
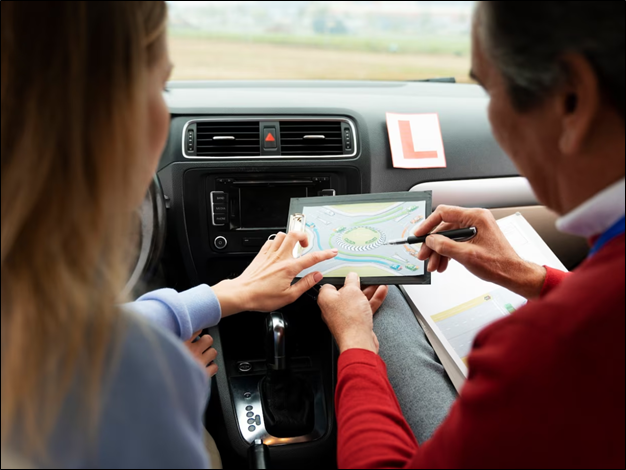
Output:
(168, 1), (474, 82)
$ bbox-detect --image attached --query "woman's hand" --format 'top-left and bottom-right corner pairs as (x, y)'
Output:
(318, 273), (388, 354)
(415, 205), (546, 299)
(212, 231), (338, 316)
(184, 331), (219, 378)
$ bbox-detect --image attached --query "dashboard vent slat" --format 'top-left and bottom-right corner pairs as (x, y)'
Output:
(195, 121), (261, 157)
(279, 121), (344, 156)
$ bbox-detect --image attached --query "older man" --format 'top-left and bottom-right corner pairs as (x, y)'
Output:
(318, 1), (625, 468)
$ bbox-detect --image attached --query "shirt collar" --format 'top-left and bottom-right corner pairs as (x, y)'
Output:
(556, 178), (625, 238)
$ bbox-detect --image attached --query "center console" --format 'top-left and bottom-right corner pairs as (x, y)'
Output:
(159, 115), (364, 466)
(207, 174), (336, 253)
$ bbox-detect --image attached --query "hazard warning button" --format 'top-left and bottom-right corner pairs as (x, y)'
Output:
(263, 128), (277, 149)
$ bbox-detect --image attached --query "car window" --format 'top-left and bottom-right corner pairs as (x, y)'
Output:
(168, 1), (474, 82)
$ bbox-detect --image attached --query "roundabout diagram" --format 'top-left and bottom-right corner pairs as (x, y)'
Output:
(297, 200), (428, 279)
(335, 226), (387, 252)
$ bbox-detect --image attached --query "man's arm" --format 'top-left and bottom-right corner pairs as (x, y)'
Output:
(333, 311), (563, 469)
(335, 350), (418, 469)
(540, 266), (571, 296)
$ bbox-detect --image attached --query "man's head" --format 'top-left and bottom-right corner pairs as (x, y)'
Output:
(471, 1), (625, 215)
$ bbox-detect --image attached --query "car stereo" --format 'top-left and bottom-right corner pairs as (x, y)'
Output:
(206, 175), (336, 253)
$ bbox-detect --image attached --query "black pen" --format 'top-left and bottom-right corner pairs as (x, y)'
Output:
(385, 227), (477, 246)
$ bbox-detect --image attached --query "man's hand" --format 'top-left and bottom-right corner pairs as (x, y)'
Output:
(318, 273), (388, 354)
(415, 205), (546, 299)
(184, 331), (219, 378)
(213, 232), (338, 316)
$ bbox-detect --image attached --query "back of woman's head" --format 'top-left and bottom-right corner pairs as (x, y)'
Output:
(1, 0), (167, 458)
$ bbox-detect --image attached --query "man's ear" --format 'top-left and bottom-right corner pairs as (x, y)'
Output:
(558, 54), (600, 156)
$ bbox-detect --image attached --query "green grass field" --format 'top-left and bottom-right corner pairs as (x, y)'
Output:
(168, 29), (473, 82)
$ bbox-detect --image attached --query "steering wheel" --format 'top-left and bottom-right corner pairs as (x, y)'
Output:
(123, 175), (167, 297)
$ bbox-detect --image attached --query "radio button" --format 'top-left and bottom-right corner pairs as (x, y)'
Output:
(214, 236), (228, 250)
(211, 192), (227, 204)
(214, 214), (227, 225)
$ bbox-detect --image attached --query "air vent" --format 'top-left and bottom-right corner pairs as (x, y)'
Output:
(196, 121), (261, 157)
(279, 121), (344, 156)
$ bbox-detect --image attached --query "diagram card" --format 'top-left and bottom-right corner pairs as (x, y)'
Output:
(288, 191), (432, 286)
(386, 112), (447, 169)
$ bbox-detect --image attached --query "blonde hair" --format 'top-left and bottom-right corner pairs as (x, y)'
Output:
(1, 1), (167, 458)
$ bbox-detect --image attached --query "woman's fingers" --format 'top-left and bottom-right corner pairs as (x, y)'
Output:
(206, 363), (219, 378)
(196, 334), (214, 350)
(202, 347), (218, 365)
(295, 248), (338, 272)
(289, 271), (325, 301)
(267, 232), (287, 254)
(185, 330), (203, 345)
(277, 231), (310, 258)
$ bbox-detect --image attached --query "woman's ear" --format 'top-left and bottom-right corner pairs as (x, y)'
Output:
(557, 54), (600, 156)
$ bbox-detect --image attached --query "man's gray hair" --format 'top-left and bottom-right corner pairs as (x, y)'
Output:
(478, 1), (624, 117)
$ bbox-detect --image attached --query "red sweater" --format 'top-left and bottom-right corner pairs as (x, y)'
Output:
(336, 234), (625, 469)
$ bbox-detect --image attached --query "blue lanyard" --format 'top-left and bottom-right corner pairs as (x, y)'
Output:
(589, 215), (625, 256)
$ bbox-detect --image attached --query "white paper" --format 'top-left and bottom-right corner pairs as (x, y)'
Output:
(402, 213), (568, 392)
(386, 112), (447, 169)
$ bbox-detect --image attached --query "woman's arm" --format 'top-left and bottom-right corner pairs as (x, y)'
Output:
(126, 232), (338, 341)
(94, 314), (213, 468)
(124, 284), (221, 341)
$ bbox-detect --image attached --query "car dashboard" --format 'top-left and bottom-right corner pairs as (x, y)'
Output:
(153, 80), (588, 467)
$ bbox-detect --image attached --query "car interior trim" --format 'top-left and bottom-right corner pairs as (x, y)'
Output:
(181, 116), (359, 160)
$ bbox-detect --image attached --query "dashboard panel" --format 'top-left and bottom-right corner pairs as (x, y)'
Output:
(157, 80), (528, 287)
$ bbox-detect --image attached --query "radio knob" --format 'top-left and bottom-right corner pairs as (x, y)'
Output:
(214, 236), (228, 250)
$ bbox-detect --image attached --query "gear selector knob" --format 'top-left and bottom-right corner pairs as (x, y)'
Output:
(265, 312), (286, 371)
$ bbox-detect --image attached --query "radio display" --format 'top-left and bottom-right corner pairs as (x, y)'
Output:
(239, 186), (307, 230)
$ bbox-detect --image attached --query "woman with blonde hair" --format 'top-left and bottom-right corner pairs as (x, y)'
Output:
(0, 2), (336, 467)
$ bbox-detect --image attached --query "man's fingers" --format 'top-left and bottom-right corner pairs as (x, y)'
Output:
(425, 234), (467, 261)
(417, 243), (434, 261)
(414, 205), (469, 237)
(369, 285), (388, 314)
(296, 248), (338, 272)
(344, 272), (361, 290)
(317, 284), (338, 309)
(437, 256), (450, 273)
(428, 252), (441, 272)
(362, 285), (379, 301)
(290, 271), (324, 301)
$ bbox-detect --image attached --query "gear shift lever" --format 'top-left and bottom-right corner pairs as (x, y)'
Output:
(260, 312), (315, 438)
(265, 312), (286, 371)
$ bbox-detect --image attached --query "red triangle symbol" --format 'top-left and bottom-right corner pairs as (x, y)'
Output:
(265, 132), (275, 142)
